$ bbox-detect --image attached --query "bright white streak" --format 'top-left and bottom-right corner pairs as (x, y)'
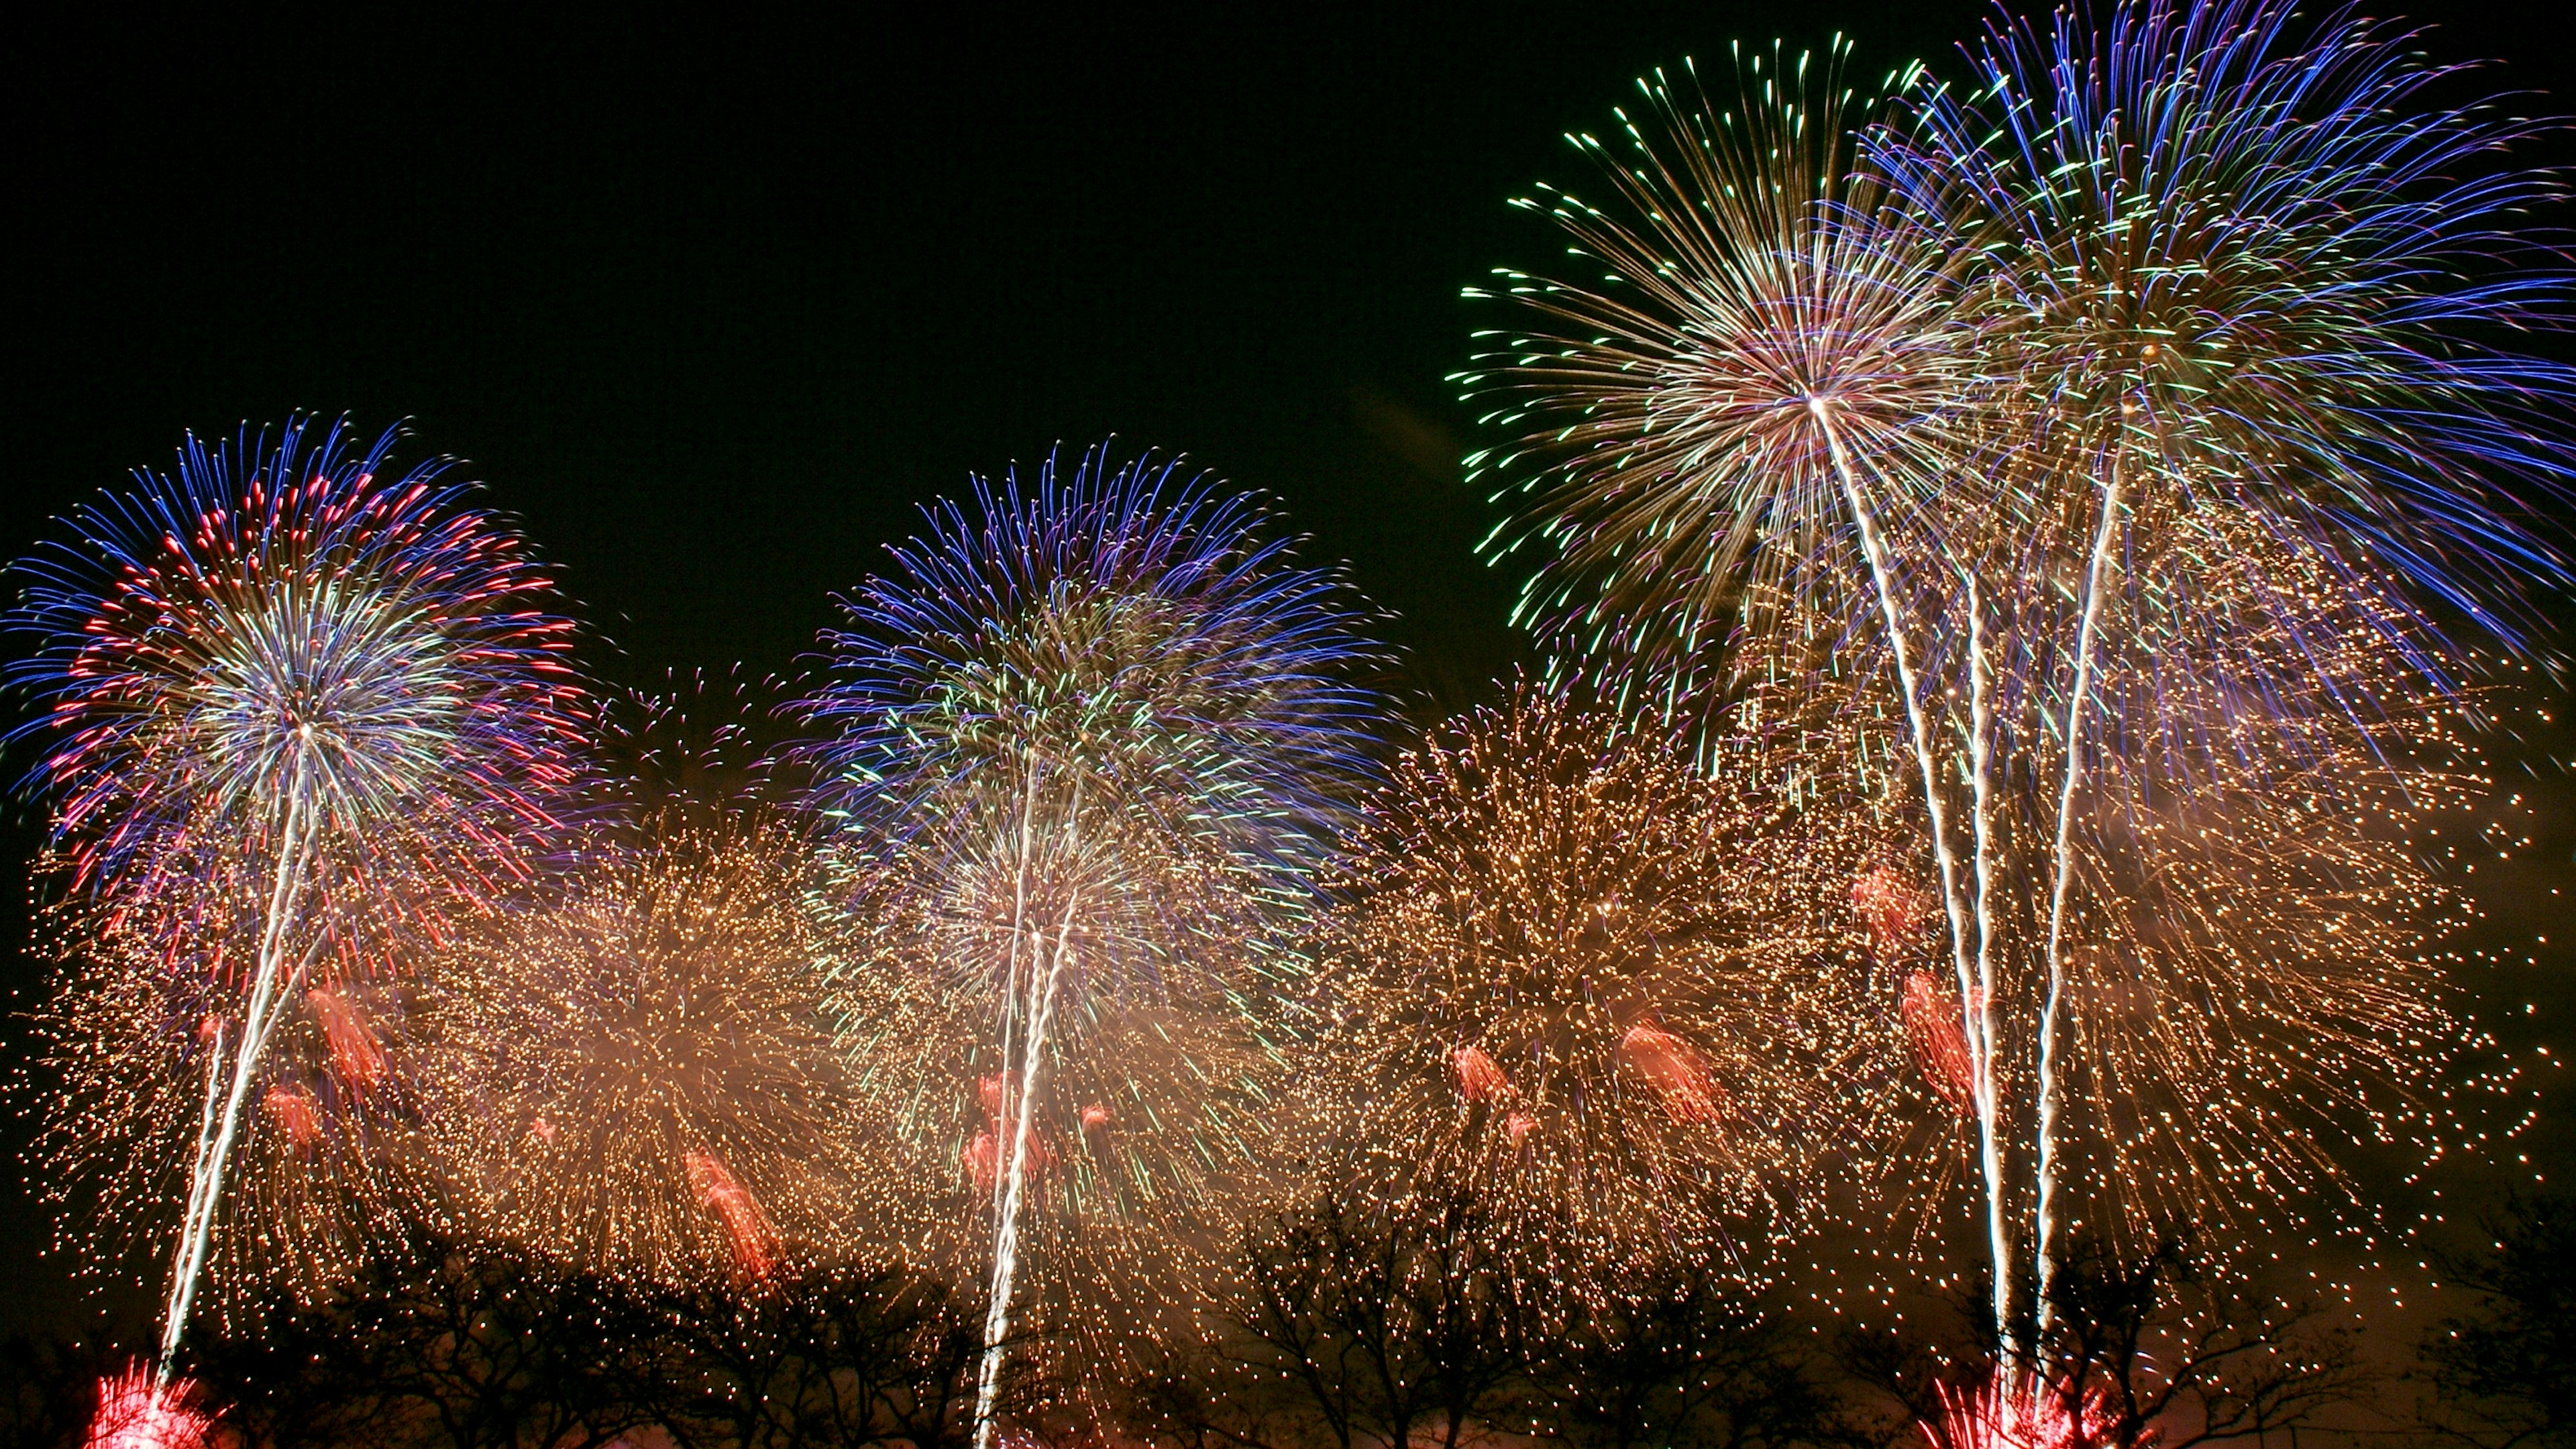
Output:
(971, 768), (1085, 1449)
(1813, 400), (2015, 1343)
(2035, 453), (2124, 1338)
(158, 744), (317, 1377)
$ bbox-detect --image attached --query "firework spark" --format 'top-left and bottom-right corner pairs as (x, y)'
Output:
(30, 890), (433, 1313)
(7, 417), (584, 1360)
(804, 443), (1380, 1444)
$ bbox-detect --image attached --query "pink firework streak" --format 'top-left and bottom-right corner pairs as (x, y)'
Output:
(1851, 863), (1932, 958)
(684, 1150), (780, 1281)
(262, 1085), (323, 1148)
(1901, 970), (1980, 1114)
(307, 988), (387, 1091)
(1923, 1374), (2134, 1449)
(1619, 1024), (1728, 1124)
(85, 1366), (211, 1449)
(1452, 1044), (1515, 1102)
(963, 1073), (1055, 1192)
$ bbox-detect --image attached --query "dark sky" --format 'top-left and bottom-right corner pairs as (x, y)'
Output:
(4, 3), (2570, 1339)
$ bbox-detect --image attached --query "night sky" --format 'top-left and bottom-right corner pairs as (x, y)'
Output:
(5, 3), (2570, 1340)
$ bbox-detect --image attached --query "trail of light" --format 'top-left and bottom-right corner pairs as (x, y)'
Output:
(1816, 401), (2012, 1341)
(159, 757), (314, 1373)
(2035, 457), (2125, 1338)
(973, 889), (1081, 1449)
(160, 1028), (227, 1379)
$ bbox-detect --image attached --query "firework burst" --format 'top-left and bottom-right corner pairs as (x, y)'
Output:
(83, 1364), (213, 1449)
(1466, 3), (2566, 1354)
(1307, 683), (1899, 1289)
(1460, 42), (1974, 720)
(804, 443), (1379, 1444)
(6, 417), (586, 1362)
(419, 816), (877, 1288)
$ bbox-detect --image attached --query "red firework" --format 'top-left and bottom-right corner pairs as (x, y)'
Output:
(1452, 1045), (1515, 1102)
(685, 1150), (780, 1281)
(261, 1085), (324, 1148)
(1921, 1373), (2135, 1449)
(964, 1073), (1055, 1192)
(1619, 1024), (1728, 1124)
(85, 1367), (211, 1449)
(1900, 971), (1978, 1114)
(1851, 863), (1933, 958)
(306, 987), (386, 1091)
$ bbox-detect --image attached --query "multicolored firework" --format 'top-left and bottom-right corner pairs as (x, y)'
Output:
(1460, 43), (1972, 720)
(803, 444), (1380, 1444)
(6, 417), (586, 1364)
(1307, 684), (1896, 1285)
(419, 816), (880, 1288)
(1466, 1), (2567, 1358)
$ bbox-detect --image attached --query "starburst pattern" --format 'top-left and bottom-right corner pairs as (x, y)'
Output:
(1308, 684), (1897, 1287)
(6, 417), (586, 1360)
(421, 818), (878, 1288)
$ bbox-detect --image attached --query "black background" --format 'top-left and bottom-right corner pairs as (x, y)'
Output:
(5, 3), (2569, 1340)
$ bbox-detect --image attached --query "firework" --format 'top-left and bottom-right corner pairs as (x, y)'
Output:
(6, 417), (586, 1362)
(803, 443), (1379, 1445)
(419, 816), (879, 1288)
(1306, 684), (1897, 1288)
(1922, 1373), (2129, 1449)
(30, 883), (433, 1313)
(84, 1364), (212, 1449)
(1860, 0), (2570, 1338)
(1460, 42), (1974, 722)
(1466, 4), (2565, 1355)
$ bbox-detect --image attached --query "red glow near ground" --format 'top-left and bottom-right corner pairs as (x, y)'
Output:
(85, 1368), (211, 1449)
